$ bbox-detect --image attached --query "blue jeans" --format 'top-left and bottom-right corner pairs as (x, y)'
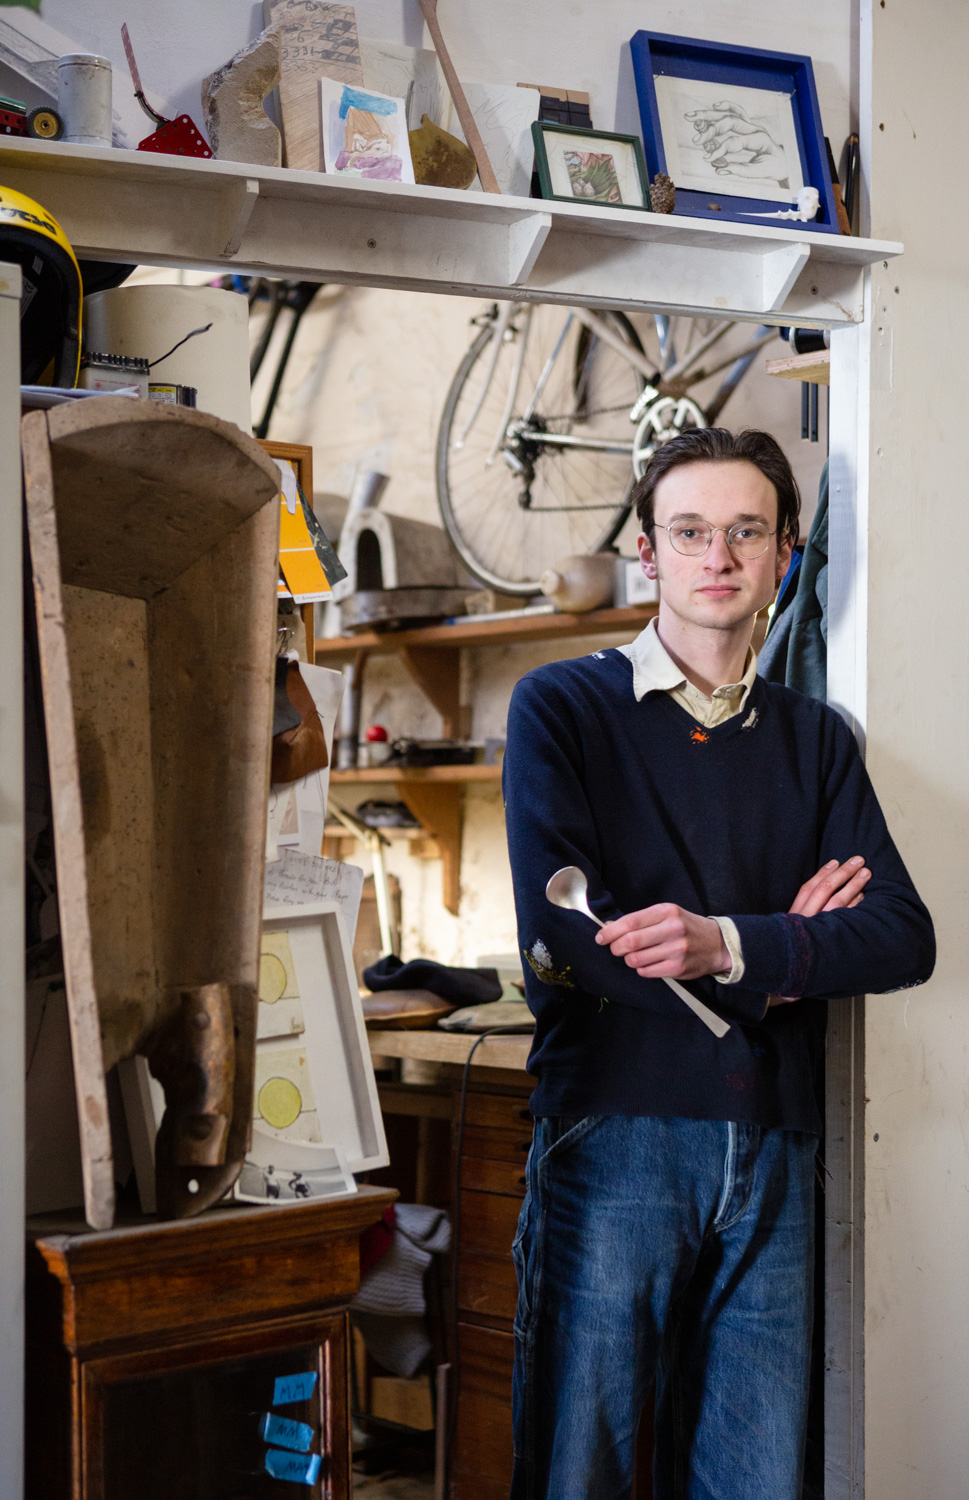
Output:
(510, 1116), (818, 1500)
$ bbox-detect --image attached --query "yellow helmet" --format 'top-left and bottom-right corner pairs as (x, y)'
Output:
(0, 185), (81, 386)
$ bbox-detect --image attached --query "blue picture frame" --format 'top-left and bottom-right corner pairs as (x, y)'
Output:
(630, 31), (838, 233)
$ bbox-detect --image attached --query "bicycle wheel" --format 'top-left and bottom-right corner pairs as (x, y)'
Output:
(436, 305), (646, 595)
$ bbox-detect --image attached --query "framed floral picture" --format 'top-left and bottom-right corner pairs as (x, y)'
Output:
(531, 122), (652, 212)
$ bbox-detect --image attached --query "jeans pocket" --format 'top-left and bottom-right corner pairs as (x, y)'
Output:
(537, 1113), (604, 1166)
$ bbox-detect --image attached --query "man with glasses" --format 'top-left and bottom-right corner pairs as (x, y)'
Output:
(503, 427), (934, 1500)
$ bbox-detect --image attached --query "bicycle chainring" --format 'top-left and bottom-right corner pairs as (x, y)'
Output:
(631, 395), (707, 478)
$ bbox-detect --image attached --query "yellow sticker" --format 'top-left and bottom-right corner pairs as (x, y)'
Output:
(258, 1076), (303, 1130)
(259, 932), (298, 1003)
(259, 952), (288, 1004)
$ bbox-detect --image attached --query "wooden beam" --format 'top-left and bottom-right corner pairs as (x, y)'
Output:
(765, 349), (830, 385)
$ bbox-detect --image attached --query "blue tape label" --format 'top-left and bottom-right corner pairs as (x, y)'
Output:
(264, 1448), (321, 1486)
(273, 1371), (318, 1406)
(260, 1412), (314, 1453)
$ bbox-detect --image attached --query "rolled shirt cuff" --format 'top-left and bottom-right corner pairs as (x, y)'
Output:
(711, 916), (745, 985)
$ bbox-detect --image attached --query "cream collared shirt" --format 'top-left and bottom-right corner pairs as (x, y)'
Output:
(616, 618), (753, 984)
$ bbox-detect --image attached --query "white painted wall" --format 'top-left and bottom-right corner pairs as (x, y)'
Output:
(34, 0), (853, 156)
(854, 2), (969, 1493)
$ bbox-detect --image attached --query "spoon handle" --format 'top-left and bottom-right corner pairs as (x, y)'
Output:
(573, 896), (729, 1035)
(662, 977), (730, 1038)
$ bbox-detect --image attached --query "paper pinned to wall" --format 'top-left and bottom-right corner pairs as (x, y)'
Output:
(267, 662), (344, 862)
(446, 81), (541, 197)
(264, 848), (365, 941)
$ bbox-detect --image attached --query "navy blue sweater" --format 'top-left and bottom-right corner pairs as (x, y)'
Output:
(503, 648), (935, 1134)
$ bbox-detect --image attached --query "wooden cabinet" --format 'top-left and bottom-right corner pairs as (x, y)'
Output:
(450, 1077), (531, 1500)
(25, 1188), (395, 1500)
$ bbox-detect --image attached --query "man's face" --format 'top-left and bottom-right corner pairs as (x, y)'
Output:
(638, 459), (793, 633)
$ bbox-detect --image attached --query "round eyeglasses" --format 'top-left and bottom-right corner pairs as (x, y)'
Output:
(656, 521), (776, 560)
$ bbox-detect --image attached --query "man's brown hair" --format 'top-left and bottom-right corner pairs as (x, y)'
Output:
(631, 428), (801, 543)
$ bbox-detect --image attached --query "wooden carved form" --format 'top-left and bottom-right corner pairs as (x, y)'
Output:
(22, 399), (280, 1228)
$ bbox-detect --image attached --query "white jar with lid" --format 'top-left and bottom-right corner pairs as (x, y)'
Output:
(58, 54), (113, 148)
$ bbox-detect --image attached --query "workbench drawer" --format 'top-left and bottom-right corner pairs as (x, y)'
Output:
(457, 1189), (520, 1321)
(461, 1093), (534, 1132)
(461, 1121), (534, 1164)
(461, 1155), (528, 1197)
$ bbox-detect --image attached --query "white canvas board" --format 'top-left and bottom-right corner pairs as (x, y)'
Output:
(264, 849), (365, 941)
(358, 38), (447, 133)
(654, 74), (804, 204)
(260, 902), (388, 1172)
(319, 77), (415, 183)
(446, 81), (540, 198)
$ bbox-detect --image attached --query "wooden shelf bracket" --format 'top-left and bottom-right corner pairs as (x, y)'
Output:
(394, 779), (463, 915)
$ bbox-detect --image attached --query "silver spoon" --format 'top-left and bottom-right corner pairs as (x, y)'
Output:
(545, 866), (730, 1038)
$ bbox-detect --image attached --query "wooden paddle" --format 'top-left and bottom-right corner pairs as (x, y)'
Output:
(417, 0), (501, 193)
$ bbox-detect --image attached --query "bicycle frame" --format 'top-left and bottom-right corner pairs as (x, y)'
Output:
(462, 303), (777, 471)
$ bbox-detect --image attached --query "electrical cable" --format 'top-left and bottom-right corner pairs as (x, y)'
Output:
(444, 1022), (535, 1494)
(148, 322), (214, 369)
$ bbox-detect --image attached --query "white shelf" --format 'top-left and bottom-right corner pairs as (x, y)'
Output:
(0, 139), (900, 327)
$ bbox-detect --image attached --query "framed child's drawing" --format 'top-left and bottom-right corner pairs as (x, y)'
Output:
(319, 79), (415, 184)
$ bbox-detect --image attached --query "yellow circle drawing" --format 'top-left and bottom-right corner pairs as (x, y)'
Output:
(258, 1076), (302, 1129)
(258, 951), (287, 1003)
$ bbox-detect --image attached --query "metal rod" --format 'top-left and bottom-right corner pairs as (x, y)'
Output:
(455, 301), (514, 448)
(485, 303), (532, 467)
(521, 313), (574, 423)
(663, 320), (733, 382)
(516, 426), (635, 454)
(370, 840), (396, 956)
(254, 282), (319, 441)
(810, 381), (819, 443)
(801, 382), (810, 441)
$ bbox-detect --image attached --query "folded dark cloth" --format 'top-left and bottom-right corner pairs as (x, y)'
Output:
(363, 954), (501, 1006)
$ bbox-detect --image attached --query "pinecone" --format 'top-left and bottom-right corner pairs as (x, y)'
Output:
(650, 172), (675, 213)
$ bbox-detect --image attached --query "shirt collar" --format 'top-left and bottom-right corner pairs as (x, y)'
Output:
(622, 617), (758, 704)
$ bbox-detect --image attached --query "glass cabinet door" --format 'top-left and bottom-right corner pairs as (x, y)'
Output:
(93, 1334), (339, 1500)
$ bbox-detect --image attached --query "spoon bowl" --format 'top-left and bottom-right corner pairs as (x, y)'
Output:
(544, 864), (730, 1038)
(545, 866), (603, 927)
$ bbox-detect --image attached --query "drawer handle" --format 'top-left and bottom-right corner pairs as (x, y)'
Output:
(517, 1140), (531, 1152)
(518, 1175), (527, 1187)
(517, 1109), (531, 1121)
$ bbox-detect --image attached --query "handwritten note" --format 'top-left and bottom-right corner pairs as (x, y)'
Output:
(264, 1447), (322, 1485)
(261, 1412), (314, 1452)
(264, 850), (364, 942)
(273, 1370), (318, 1406)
